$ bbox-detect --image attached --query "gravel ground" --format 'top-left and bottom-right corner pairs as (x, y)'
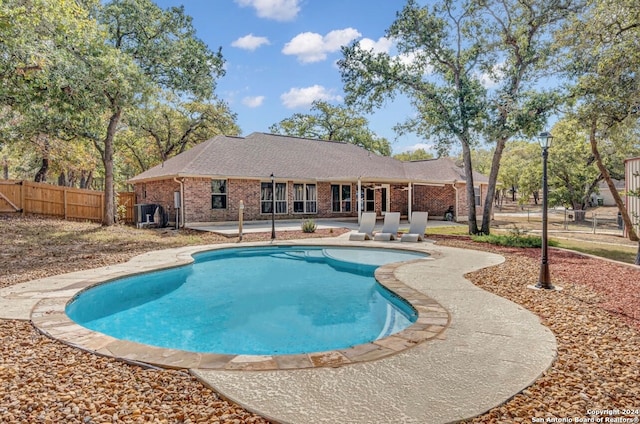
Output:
(1, 216), (639, 423)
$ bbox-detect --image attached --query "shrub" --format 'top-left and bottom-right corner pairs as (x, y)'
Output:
(301, 219), (317, 233)
(471, 225), (558, 248)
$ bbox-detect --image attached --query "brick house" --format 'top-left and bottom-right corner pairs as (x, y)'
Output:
(128, 132), (489, 227)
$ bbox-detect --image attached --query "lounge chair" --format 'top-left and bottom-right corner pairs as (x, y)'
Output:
(373, 212), (401, 241)
(401, 211), (429, 242)
(349, 212), (377, 241)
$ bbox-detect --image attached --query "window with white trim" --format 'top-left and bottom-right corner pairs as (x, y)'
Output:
(474, 186), (481, 206)
(261, 182), (287, 214)
(331, 184), (351, 212)
(361, 187), (375, 211)
(293, 183), (317, 213)
(211, 179), (227, 209)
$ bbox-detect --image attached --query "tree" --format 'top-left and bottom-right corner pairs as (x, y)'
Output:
(560, 0), (640, 243)
(393, 149), (434, 161)
(75, 0), (225, 225)
(124, 93), (240, 173)
(269, 100), (392, 156)
(339, 0), (488, 234)
(495, 141), (539, 204)
(0, 0), (106, 174)
(546, 119), (601, 211)
(0, 0), (100, 107)
(476, 0), (580, 234)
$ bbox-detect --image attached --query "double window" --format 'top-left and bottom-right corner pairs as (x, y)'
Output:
(331, 184), (351, 212)
(293, 183), (317, 213)
(261, 182), (287, 214)
(211, 179), (227, 209)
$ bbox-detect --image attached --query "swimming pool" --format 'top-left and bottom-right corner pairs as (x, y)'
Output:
(66, 246), (427, 355)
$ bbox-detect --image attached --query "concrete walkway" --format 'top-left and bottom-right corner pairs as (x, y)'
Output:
(187, 217), (465, 235)
(0, 234), (557, 424)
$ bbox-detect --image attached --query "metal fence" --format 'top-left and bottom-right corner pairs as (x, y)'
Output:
(509, 207), (627, 236)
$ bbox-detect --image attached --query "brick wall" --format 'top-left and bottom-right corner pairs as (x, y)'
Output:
(134, 178), (482, 223)
(455, 182), (486, 220)
(412, 185), (456, 217)
(134, 180), (180, 222)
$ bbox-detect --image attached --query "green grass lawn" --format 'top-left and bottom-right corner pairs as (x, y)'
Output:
(425, 224), (638, 265)
(552, 238), (637, 264)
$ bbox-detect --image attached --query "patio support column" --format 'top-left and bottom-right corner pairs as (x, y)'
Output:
(357, 178), (362, 223)
(408, 182), (412, 222)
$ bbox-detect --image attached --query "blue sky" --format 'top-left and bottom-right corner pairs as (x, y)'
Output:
(153, 0), (422, 155)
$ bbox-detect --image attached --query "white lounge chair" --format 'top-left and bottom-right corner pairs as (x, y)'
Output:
(349, 212), (377, 241)
(373, 212), (401, 241)
(401, 211), (429, 242)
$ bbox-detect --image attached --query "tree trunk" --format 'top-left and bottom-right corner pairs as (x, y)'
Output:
(101, 109), (121, 226)
(58, 172), (66, 186)
(461, 141), (479, 234)
(86, 170), (94, 190)
(2, 156), (8, 179)
(636, 242), (640, 266)
(589, 121), (639, 241)
(481, 137), (508, 235)
(79, 170), (93, 189)
(67, 170), (76, 188)
(34, 158), (49, 182)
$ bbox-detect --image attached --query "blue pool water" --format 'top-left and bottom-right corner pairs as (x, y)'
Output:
(66, 246), (426, 355)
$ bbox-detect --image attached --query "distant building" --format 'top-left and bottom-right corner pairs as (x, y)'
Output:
(625, 157), (640, 235)
(590, 179), (625, 207)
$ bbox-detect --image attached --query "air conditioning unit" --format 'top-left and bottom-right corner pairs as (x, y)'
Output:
(135, 203), (167, 228)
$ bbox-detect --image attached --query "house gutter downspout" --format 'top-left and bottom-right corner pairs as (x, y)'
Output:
(408, 182), (412, 222)
(173, 177), (185, 228)
(452, 180), (459, 222)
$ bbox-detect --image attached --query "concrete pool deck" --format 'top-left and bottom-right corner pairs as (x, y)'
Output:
(0, 234), (557, 424)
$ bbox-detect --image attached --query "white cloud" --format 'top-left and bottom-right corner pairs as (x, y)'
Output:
(231, 34), (270, 51)
(280, 85), (342, 108)
(235, 0), (300, 21)
(477, 63), (505, 88)
(282, 28), (361, 63)
(357, 37), (393, 54)
(242, 95), (265, 108)
(405, 143), (433, 152)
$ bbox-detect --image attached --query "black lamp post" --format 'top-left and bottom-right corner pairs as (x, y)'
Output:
(270, 173), (276, 240)
(536, 131), (554, 290)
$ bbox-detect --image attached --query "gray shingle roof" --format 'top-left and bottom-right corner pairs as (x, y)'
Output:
(128, 132), (488, 184)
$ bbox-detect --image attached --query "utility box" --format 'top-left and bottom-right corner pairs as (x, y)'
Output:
(174, 191), (181, 209)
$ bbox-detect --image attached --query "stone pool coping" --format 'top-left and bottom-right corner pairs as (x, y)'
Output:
(1, 236), (558, 423)
(27, 242), (449, 370)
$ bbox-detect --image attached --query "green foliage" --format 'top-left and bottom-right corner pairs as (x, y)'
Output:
(116, 203), (127, 221)
(471, 225), (557, 248)
(270, 100), (392, 156)
(301, 219), (317, 233)
(0, 0), (227, 223)
(393, 149), (434, 161)
(124, 91), (240, 173)
(339, 0), (489, 233)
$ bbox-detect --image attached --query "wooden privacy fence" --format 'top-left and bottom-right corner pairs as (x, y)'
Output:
(0, 180), (135, 223)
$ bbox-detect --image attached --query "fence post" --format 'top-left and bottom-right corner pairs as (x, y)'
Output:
(592, 212), (597, 234)
(63, 188), (68, 220)
(100, 192), (104, 223)
(20, 180), (25, 215)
